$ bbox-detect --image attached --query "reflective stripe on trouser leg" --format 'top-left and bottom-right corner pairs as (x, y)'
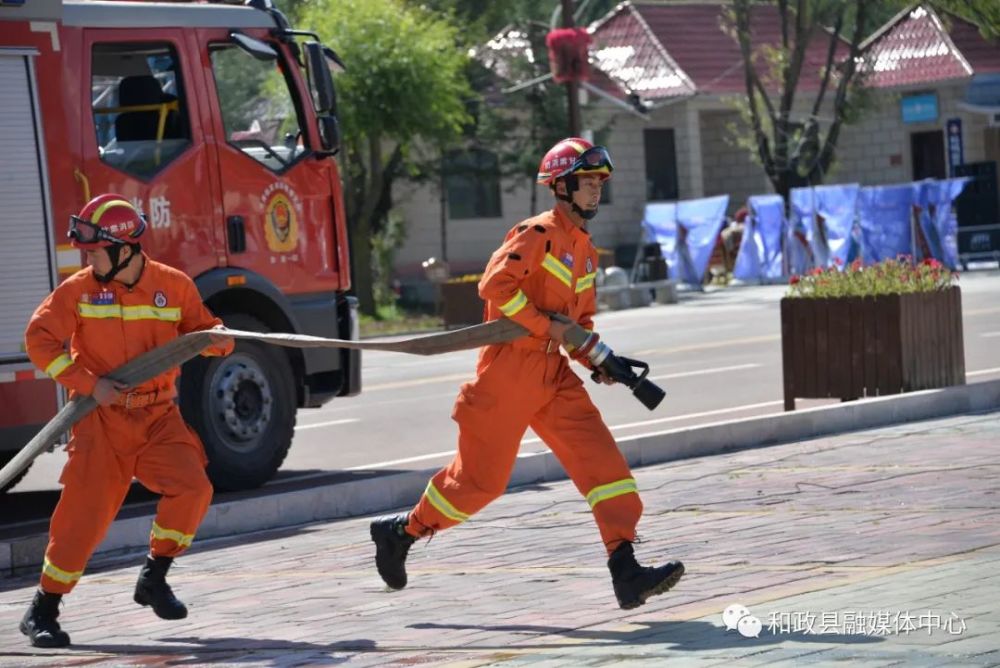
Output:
(529, 359), (643, 554)
(41, 411), (133, 594)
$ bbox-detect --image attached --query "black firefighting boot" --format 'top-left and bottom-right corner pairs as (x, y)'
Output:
(133, 555), (188, 620)
(19, 589), (71, 648)
(608, 541), (685, 610)
(370, 513), (417, 590)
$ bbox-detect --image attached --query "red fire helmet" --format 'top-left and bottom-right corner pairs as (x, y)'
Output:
(69, 194), (147, 250)
(536, 137), (614, 187)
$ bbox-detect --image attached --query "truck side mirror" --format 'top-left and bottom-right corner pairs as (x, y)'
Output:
(229, 32), (277, 61)
(318, 115), (340, 155)
(304, 41), (337, 114)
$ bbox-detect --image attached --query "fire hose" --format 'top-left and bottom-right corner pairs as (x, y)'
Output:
(0, 316), (664, 490)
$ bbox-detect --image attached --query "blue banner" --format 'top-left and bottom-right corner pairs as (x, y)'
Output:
(790, 184), (860, 270)
(642, 195), (729, 285)
(733, 194), (785, 281)
(913, 178), (970, 269)
(858, 184), (915, 262)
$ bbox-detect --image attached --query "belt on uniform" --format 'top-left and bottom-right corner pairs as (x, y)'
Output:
(508, 336), (562, 354)
(114, 389), (163, 409)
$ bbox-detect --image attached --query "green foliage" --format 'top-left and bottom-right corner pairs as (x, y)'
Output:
(298, 0), (471, 146)
(293, 0), (473, 315)
(371, 210), (407, 308)
(787, 258), (957, 298)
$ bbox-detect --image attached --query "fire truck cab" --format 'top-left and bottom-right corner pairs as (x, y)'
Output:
(0, 0), (360, 492)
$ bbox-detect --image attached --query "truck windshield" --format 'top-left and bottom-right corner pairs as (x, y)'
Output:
(209, 44), (307, 172)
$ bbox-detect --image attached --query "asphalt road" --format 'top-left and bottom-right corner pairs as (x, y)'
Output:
(5, 270), (999, 515)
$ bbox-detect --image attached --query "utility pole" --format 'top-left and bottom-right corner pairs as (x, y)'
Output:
(560, 0), (582, 137)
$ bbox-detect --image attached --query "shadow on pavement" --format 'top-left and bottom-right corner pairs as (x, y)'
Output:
(67, 637), (376, 665)
(410, 620), (884, 651)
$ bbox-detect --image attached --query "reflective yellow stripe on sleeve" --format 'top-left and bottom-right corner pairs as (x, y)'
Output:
(585, 478), (638, 509)
(575, 271), (597, 293)
(150, 521), (195, 548)
(499, 289), (528, 317)
(45, 353), (74, 379)
(42, 557), (83, 585)
(423, 481), (470, 523)
(542, 253), (573, 288)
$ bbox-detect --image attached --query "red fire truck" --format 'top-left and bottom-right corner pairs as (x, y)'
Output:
(0, 0), (360, 493)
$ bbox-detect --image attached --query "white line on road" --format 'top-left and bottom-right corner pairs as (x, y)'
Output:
(635, 334), (780, 357)
(520, 400), (784, 443)
(648, 363), (760, 381)
(365, 373), (471, 391)
(344, 400), (784, 471)
(294, 418), (360, 431)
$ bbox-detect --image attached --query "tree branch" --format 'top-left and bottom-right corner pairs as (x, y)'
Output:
(811, 5), (845, 120)
(734, 0), (775, 178)
(815, 0), (868, 177)
(779, 0), (809, 122)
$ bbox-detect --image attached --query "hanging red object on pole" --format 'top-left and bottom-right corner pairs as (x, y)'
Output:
(546, 27), (592, 83)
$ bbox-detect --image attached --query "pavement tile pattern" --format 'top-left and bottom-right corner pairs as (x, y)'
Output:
(0, 411), (997, 667)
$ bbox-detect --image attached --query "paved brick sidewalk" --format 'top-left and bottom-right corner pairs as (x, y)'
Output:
(1, 411), (998, 667)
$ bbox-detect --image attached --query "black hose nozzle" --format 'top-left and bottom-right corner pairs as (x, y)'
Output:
(592, 354), (665, 411)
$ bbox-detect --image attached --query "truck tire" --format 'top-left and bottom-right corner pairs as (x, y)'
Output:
(180, 314), (296, 491)
(0, 453), (31, 494)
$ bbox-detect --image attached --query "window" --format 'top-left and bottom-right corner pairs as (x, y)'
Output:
(210, 44), (307, 172)
(445, 148), (502, 219)
(91, 43), (192, 179)
(644, 128), (679, 201)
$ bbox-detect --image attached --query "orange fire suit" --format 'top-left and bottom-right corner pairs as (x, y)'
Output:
(406, 207), (642, 554)
(24, 255), (233, 594)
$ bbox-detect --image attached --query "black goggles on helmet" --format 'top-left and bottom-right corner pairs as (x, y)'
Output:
(571, 146), (614, 175)
(68, 215), (144, 245)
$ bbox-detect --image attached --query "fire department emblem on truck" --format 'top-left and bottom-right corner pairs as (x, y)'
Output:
(262, 183), (300, 253)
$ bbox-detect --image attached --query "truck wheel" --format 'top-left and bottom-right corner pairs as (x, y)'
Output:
(0, 453), (31, 494)
(180, 315), (296, 491)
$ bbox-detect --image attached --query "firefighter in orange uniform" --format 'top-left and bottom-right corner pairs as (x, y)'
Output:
(370, 139), (684, 609)
(19, 194), (234, 648)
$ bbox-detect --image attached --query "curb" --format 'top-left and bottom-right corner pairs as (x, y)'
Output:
(2, 379), (998, 578)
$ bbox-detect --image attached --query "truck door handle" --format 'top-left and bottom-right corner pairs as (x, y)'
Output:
(227, 215), (246, 253)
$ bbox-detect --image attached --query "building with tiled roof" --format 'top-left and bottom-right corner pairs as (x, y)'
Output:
(394, 2), (1000, 286)
(590, 1), (847, 101)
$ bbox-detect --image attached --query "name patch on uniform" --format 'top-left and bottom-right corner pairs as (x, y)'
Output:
(89, 291), (116, 305)
(153, 291), (168, 308)
(562, 252), (574, 269)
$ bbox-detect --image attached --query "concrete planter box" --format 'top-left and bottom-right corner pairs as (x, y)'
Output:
(780, 286), (965, 410)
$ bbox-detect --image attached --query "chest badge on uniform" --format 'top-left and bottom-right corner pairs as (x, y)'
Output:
(586, 257), (593, 273)
(562, 252), (574, 269)
(91, 291), (115, 305)
(153, 291), (168, 308)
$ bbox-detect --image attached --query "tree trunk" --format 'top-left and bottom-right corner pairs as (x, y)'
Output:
(439, 169), (448, 262)
(352, 213), (376, 316)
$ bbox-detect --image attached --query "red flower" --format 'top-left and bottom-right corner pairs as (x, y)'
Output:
(833, 257), (844, 266)
(790, 275), (801, 285)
